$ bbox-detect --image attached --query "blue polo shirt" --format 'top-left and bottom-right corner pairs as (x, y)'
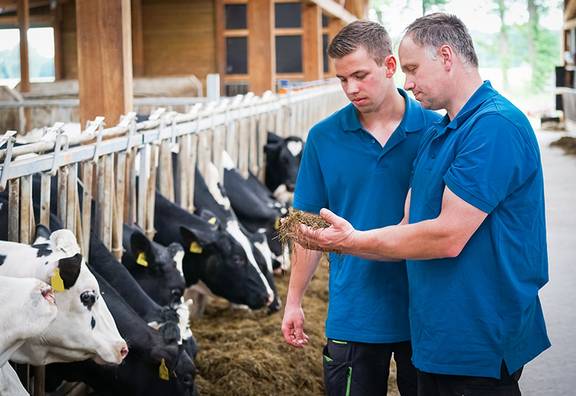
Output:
(294, 89), (441, 343)
(408, 81), (550, 378)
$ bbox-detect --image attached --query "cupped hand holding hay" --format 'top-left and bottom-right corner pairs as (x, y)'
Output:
(279, 208), (356, 253)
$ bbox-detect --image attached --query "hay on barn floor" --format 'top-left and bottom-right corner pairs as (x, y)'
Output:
(551, 136), (576, 155)
(192, 258), (400, 396)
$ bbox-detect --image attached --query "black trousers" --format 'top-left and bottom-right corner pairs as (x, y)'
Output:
(416, 362), (523, 396)
(322, 338), (418, 396)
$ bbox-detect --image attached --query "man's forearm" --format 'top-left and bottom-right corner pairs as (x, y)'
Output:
(285, 244), (323, 306)
(350, 219), (460, 260)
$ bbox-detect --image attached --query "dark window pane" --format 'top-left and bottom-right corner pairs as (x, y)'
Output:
(276, 35), (302, 73)
(226, 37), (248, 74)
(225, 4), (247, 29)
(275, 3), (301, 28)
(322, 14), (329, 28)
(225, 83), (249, 96)
(323, 34), (329, 73)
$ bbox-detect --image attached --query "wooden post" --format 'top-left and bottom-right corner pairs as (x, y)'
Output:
(302, 3), (323, 81)
(76, 0), (133, 127)
(248, 0), (274, 95)
(52, 4), (63, 80)
(66, 164), (77, 231)
(81, 162), (94, 256)
(19, 175), (32, 244)
(17, 0), (30, 93)
(40, 173), (51, 227)
(327, 17), (344, 76)
(131, 0), (144, 77)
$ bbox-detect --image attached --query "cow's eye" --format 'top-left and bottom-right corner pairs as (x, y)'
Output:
(80, 291), (97, 310)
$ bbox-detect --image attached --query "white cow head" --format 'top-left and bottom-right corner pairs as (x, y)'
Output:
(0, 229), (128, 365)
(0, 276), (57, 366)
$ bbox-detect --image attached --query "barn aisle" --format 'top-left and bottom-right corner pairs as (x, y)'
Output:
(519, 131), (576, 395)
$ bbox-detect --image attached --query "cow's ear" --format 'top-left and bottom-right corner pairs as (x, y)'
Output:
(34, 224), (52, 242)
(198, 209), (221, 230)
(130, 230), (155, 268)
(264, 142), (281, 157)
(179, 226), (212, 255)
(57, 253), (83, 289)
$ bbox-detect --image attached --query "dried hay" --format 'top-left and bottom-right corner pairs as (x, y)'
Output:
(192, 258), (400, 396)
(551, 136), (576, 155)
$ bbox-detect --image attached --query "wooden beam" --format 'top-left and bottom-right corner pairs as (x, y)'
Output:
(0, 13), (51, 27)
(215, 0), (225, 95)
(131, 0), (144, 77)
(76, 0), (133, 127)
(52, 3), (62, 80)
(566, 0), (576, 21)
(307, 0), (356, 24)
(326, 17), (344, 75)
(17, 0), (30, 93)
(302, 2), (322, 81)
(248, 0), (274, 95)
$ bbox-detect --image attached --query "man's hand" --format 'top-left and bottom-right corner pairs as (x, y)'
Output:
(295, 208), (356, 252)
(281, 303), (309, 348)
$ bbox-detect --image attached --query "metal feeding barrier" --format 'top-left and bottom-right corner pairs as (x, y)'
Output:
(0, 82), (347, 395)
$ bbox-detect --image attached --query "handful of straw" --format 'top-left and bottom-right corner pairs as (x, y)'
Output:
(278, 209), (330, 246)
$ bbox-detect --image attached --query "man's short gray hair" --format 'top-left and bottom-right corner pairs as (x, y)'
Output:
(404, 13), (478, 67)
(328, 20), (392, 66)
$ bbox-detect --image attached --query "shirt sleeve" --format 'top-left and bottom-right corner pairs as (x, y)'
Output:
(293, 131), (328, 214)
(443, 114), (539, 214)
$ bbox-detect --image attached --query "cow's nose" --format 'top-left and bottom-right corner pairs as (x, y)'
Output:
(171, 288), (183, 299)
(119, 344), (129, 359)
(181, 374), (194, 387)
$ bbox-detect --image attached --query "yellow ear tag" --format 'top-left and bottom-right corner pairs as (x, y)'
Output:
(136, 252), (149, 267)
(159, 358), (170, 381)
(50, 268), (65, 292)
(208, 217), (217, 225)
(189, 241), (203, 254)
(274, 217), (281, 230)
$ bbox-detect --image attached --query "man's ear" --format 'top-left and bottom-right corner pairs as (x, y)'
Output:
(384, 54), (397, 78)
(439, 44), (453, 70)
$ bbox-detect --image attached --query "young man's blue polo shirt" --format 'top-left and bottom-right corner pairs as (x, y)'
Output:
(408, 81), (550, 378)
(294, 89), (441, 343)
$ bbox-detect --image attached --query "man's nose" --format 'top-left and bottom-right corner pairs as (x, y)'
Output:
(404, 78), (415, 91)
(346, 80), (359, 95)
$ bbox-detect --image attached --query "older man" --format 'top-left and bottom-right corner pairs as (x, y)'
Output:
(296, 13), (550, 396)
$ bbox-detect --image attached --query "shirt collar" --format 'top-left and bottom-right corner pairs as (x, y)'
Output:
(340, 88), (426, 133)
(445, 80), (498, 131)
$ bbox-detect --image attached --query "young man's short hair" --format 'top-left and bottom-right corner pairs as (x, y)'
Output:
(328, 20), (392, 66)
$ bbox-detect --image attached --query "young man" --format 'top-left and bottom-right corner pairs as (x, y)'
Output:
(295, 13), (550, 396)
(281, 20), (441, 395)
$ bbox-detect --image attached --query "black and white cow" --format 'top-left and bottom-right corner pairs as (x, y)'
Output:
(154, 191), (274, 313)
(192, 163), (280, 312)
(122, 223), (186, 307)
(0, 228), (128, 365)
(46, 270), (197, 395)
(264, 131), (304, 200)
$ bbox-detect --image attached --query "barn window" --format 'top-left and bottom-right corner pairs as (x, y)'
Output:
(275, 2), (301, 28)
(322, 13), (329, 28)
(0, 27), (55, 87)
(226, 37), (248, 74)
(276, 35), (302, 73)
(225, 4), (247, 30)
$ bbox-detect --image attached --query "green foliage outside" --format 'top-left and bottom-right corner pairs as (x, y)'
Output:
(0, 38), (55, 80)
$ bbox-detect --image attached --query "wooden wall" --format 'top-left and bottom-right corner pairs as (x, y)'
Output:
(58, 0), (216, 82)
(142, 0), (216, 79)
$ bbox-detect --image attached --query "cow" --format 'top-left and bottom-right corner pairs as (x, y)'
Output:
(192, 163), (281, 313)
(46, 270), (197, 395)
(222, 154), (289, 272)
(264, 131), (304, 201)
(0, 276), (57, 366)
(122, 223), (187, 307)
(154, 191), (274, 314)
(0, 228), (128, 365)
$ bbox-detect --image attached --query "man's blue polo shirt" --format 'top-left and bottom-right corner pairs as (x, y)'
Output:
(408, 81), (550, 378)
(294, 89), (441, 343)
